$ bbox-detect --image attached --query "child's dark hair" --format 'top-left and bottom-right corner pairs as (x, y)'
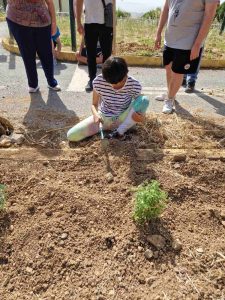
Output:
(102, 56), (128, 84)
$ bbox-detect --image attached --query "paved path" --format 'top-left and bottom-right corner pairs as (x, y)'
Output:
(0, 21), (225, 131)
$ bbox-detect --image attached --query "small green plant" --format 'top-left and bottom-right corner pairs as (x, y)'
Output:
(133, 180), (167, 224)
(0, 184), (6, 210)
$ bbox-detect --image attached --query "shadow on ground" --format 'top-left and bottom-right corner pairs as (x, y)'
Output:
(22, 90), (79, 157)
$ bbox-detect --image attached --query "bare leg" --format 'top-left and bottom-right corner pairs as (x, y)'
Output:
(168, 71), (184, 99)
(165, 63), (172, 91)
(155, 63), (172, 101)
(162, 67), (184, 114)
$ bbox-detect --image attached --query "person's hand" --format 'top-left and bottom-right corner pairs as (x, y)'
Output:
(51, 22), (57, 36)
(77, 23), (84, 35)
(93, 114), (102, 124)
(132, 112), (145, 123)
(154, 33), (162, 50)
(190, 44), (201, 61)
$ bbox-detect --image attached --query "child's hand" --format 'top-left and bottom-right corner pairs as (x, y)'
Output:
(93, 114), (102, 124)
(132, 112), (145, 123)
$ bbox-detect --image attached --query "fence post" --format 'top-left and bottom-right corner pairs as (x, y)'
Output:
(58, 0), (62, 12)
(69, 0), (76, 51)
(113, 0), (116, 54)
(3, 0), (7, 10)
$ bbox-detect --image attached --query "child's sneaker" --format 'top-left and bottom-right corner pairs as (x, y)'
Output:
(162, 99), (174, 114)
(48, 84), (61, 91)
(28, 86), (39, 93)
(106, 130), (132, 141)
(155, 93), (167, 101)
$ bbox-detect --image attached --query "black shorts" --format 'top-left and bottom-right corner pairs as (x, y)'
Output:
(163, 46), (203, 74)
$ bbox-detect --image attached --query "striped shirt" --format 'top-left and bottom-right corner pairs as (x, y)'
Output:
(93, 75), (142, 117)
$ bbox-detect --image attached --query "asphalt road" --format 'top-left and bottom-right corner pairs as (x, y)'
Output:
(0, 21), (225, 130)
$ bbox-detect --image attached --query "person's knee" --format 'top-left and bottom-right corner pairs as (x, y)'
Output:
(133, 95), (150, 113)
(67, 128), (82, 142)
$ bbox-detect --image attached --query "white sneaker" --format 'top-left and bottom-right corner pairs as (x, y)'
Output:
(28, 86), (39, 93)
(162, 99), (174, 114)
(48, 84), (61, 91)
(155, 93), (167, 101)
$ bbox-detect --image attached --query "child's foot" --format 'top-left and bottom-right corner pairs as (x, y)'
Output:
(106, 130), (130, 141)
(162, 99), (174, 114)
(155, 93), (167, 101)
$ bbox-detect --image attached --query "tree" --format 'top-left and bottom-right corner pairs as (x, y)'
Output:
(142, 8), (161, 20)
(116, 8), (131, 18)
(216, 2), (225, 34)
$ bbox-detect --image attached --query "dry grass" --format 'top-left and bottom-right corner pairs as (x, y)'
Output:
(138, 112), (225, 151)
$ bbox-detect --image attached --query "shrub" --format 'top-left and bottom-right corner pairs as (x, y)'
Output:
(142, 8), (161, 20)
(116, 9), (131, 19)
(0, 184), (6, 210)
(133, 180), (167, 224)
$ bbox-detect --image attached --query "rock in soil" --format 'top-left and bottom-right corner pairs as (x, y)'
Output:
(219, 138), (225, 147)
(196, 247), (204, 254)
(144, 249), (154, 260)
(171, 239), (183, 251)
(172, 154), (187, 162)
(220, 210), (225, 220)
(11, 133), (25, 145)
(60, 233), (68, 240)
(146, 235), (166, 250)
(105, 172), (114, 183)
(0, 136), (12, 148)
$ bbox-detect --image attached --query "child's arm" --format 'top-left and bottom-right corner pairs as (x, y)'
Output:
(91, 90), (102, 123)
(56, 37), (62, 53)
(52, 40), (56, 58)
(79, 37), (85, 54)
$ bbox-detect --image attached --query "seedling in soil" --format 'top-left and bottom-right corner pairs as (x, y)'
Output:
(0, 184), (6, 210)
(133, 180), (168, 224)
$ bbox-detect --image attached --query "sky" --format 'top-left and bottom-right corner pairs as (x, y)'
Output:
(117, 0), (225, 13)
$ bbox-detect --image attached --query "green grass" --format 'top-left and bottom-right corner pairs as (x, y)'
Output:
(0, 184), (6, 210)
(0, 11), (5, 18)
(56, 16), (225, 59)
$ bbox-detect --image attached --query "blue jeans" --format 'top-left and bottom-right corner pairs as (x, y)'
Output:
(7, 18), (58, 88)
(184, 71), (199, 84)
(184, 47), (203, 84)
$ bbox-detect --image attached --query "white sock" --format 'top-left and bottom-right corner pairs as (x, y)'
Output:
(117, 108), (136, 135)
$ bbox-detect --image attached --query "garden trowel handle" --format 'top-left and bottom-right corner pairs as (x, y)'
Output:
(99, 122), (104, 140)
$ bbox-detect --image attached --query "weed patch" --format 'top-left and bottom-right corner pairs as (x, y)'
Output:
(0, 184), (6, 210)
(133, 180), (168, 224)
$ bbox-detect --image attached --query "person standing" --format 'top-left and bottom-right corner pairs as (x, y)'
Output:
(154, 0), (219, 114)
(182, 70), (200, 93)
(6, 0), (61, 93)
(75, 0), (113, 92)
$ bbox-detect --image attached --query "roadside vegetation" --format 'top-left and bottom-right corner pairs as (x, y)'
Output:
(57, 14), (225, 59)
(57, 5), (225, 59)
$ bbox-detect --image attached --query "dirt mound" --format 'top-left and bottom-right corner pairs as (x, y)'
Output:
(0, 115), (225, 300)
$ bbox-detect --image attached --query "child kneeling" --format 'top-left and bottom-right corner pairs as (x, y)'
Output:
(67, 57), (149, 142)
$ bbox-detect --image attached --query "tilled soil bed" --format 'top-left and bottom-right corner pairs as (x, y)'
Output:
(0, 115), (225, 300)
